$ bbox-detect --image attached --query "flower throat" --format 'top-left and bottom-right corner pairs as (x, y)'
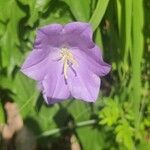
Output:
(60, 47), (77, 79)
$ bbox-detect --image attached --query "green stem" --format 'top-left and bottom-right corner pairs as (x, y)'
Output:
(37, 119), (97, 138)
(132, 0), (144, 130)
(89, 0), (110, 31)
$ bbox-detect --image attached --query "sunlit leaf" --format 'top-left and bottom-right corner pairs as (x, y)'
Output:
(99, 98), (120, 126)
(63, 0), (91, 21)
(89, 0), (110, 31)
(115, 120), (134, 150)
(19, 0), (51, 27)
(0, 0), (25, 70)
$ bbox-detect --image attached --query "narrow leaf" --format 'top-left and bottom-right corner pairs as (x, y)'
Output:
(89, 0), (110, 31)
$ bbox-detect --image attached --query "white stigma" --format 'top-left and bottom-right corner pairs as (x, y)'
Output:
(60, 47), (77, 79)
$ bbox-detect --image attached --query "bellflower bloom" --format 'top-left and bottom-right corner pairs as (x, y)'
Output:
(21, 22), (111, 104)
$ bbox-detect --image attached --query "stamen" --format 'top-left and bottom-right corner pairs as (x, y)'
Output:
(60, 48), (77, 79)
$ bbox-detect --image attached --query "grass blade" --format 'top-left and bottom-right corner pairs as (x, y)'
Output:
(124, 0), (132, 62)
(132, 0), (144, 129)
(89, 0), (110, 31)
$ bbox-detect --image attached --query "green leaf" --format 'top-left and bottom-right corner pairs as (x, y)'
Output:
(66, 100), (92, 122)
(63, 0), (91, 21)
(115, 120), (134, 150)
(116, 0), (122, 35)
(137, 140), (150, 150)
(11, 72), (39, 117)
(39, 0), (73, 26)
(0, 0), (25, 70)
(77, 126), (105, 150)
(89, 0), (110, 31)
(124, 0), (132, 62)
(26, 103), (60, 134)
(95, 28), (103, 49)
(99, 98), (120, 126)
(19, 0), (51, 27)
(0, 101), (5, 124)
(132, 0), (144, 129)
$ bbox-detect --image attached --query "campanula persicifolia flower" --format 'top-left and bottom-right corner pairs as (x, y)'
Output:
(21, 22), (111, 104)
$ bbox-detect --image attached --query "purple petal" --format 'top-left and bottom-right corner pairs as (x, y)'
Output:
(35, 24), (63, 48)
(21, 48), (60, 80)
(67, 63), (101, 102)
(43, 95), (67, 104)
(42, 62), (71, 104)
(37, 81), (68, 104)
(63, 22), (95, 49)
(70, 48), (111, 76)
(88, 45), (104, 63)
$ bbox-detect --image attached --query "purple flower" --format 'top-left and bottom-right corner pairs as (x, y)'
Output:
(21, 22), (111, 104)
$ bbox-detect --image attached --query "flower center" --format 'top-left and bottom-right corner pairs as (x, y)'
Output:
(60, 47), (77, 79)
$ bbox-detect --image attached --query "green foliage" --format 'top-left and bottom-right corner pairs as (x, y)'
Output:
(115, 120), (134, 150)
(63, 0), (91, 21)
(0, 0), (150, 149)
(99, 97), (134, 149)
(0, 0), (25, 71)
(77, 126), (105, 150)
(11, 72), (39, 117)
(132, 0), (144, 128)
(89, 0), (110, 31)
(99, 98), (120, 126)
(19, 0), (51, 26)
(0, 102), (5, 124)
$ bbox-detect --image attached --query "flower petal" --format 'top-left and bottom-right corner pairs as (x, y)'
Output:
(63, 22), (94, 49)
(35, 24), (63, 48)
(43, 95), (67, 105)
(67, 65), (101, 102)
(37, 82), (68, 104)
(70, 48), (111, 76)
(21, 48), (60, 81)
(42, 62), (71, 104)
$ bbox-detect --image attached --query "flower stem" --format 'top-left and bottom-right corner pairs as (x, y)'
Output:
(37, 119), (97, 138)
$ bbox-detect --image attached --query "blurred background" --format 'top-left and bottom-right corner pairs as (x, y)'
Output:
(0, 0), (150, 150)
